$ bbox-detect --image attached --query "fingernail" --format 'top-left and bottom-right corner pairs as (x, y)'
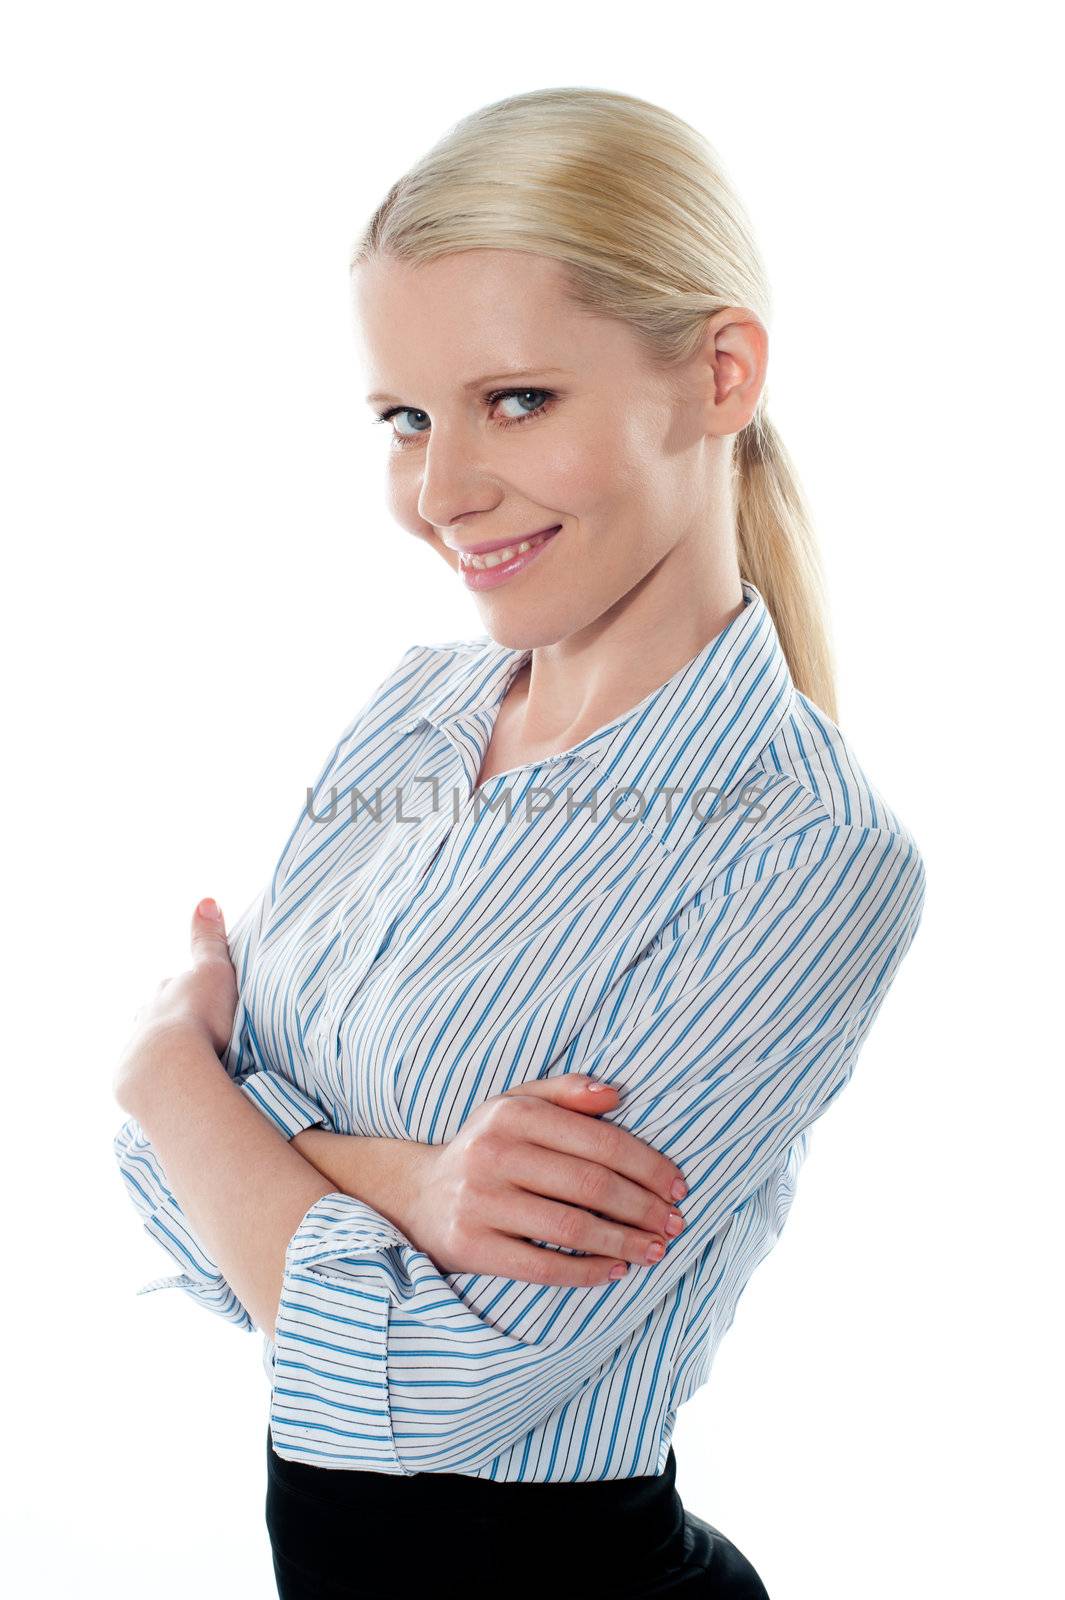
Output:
(671, 1178), (688, 1202)
(609, 1263), (627, 1280)
(645, 1242), (665, 1264)
(198, 897), (222, 921)
(586, 1080), (610, 1093)
(664, 1212), (685, 1237)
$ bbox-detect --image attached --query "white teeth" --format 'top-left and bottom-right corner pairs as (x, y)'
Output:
(463, 529), (556, 570)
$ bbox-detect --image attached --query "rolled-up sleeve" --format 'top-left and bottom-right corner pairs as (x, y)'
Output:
(267, 822), (926, 1473)
(113, 1065), (331, 1330)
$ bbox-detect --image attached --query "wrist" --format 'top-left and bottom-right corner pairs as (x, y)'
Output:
(288, 1130), (433, 1240)
(290, 1126), (334, 1164)
(377, 1140), (436, 1238)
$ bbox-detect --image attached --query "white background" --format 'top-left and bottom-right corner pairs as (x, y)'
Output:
(2, 2), (1060, 1595)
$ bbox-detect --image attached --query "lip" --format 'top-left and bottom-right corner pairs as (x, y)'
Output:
(451, 525), (562, 556)
(457, 525), (562, 591)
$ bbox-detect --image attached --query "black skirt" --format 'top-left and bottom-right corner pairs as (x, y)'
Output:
(264, 1424), (771, 1599)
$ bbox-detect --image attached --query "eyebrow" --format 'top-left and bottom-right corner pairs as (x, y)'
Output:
(366, 368), (574, 407)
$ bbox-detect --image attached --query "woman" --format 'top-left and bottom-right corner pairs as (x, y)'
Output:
(114, 87), (926, 1598)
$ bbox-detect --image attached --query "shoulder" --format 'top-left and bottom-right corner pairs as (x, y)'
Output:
(322, 636), (498, 753)
(382, 635), (496, 704)
(667, 802), (926, 1025)
(390, 635), (496, 677)
(690, 688), (926, 935)
(754, 688), (923, 858)
(368, 635), (488, 692)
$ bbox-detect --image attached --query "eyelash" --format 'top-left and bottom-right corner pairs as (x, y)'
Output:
(373, 387), (558, 447)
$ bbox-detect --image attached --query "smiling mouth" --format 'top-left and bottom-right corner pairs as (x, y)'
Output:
(459, 526), (562, 570)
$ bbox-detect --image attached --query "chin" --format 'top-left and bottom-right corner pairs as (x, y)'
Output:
(472, 606), (574, 652)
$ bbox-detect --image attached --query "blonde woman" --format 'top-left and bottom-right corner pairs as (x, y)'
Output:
(114, 87), (926, 1598)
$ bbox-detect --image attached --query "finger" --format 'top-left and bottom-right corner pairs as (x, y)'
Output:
(468, 1230), (631, 1288)
(190, 898), (230, 964)
(486, 1183), (676, 1271)
(499, 1140), (685, 1246)
(500, 1096), (688, 1207)
(502, 1074), (620, 1108)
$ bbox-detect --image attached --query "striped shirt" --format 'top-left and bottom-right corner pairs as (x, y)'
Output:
(114, 578), (926, 1480)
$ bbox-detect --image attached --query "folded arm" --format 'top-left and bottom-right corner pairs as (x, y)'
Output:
(266, 823), (926, 1474)
(113, 1055), (331, 1329)
(119, 1024), (340, 1338)
(113, 877), (335, 1328)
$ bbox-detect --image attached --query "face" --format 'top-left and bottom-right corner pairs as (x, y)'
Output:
(353, 248), (742, 648)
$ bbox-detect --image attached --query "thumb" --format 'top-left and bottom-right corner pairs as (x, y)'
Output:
(191, 896), (229, 960)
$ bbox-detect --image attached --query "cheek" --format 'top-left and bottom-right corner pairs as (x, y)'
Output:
(385, 471), (420, 532)
(529, 437), (615, 513)
(543, 411), (658, 513)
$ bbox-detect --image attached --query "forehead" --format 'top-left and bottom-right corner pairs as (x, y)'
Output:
(353, 249), (630, 396)
(356, 248), (571, 324)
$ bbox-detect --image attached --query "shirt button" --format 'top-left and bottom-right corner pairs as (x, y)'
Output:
(612, 792), (644, 822)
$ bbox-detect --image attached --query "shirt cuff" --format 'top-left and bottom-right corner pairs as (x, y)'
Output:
(237, 1069), (331, 1139)
(267, 1191), (412, 1471)
(136, 1193), (256, 1330)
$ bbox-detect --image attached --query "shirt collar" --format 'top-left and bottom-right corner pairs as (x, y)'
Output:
(397, 579), (797, 828)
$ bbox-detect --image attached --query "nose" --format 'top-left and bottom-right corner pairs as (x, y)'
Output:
(415, 427), (498, 533)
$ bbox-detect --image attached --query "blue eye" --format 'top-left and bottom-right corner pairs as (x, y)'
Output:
(373, 387), (557, 448)
(379, 407), (430, 442)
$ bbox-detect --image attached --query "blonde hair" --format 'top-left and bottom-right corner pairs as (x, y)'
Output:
(352, 86), (838, 721)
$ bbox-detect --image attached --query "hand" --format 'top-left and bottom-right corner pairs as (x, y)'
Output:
(403, 1076), (690, 1286)
(114, 898), (238, 1112)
